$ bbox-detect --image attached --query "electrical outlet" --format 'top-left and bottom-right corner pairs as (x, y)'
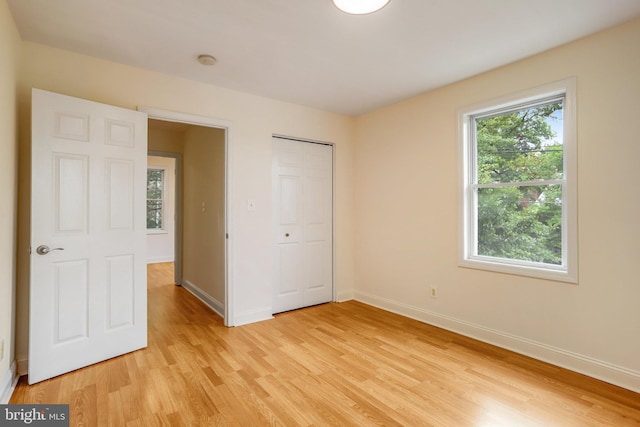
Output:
(430, 287), (438, 298)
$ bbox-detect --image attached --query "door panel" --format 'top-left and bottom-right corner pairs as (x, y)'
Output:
(29, 88), (148, 384)
(272, 138), (333, 314)
(53, 260), (89, 343)
(106, 159), (135, 230)
(106, 254), (135, 330)
(54, 154), (89, 233)
(306, 241), (325, 288)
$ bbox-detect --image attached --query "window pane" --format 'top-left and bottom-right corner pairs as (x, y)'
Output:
(477, 185), (562, 265)
(476, 102), (563, 184)
(147, 169), (164, 199)
(147, 200), (163, 229)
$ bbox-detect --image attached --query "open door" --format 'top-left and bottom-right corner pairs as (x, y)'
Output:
(29, 89), (148, 384)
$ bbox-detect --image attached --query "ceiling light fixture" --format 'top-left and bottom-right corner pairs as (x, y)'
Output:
(197, 54), (217, 66)
(332, 0), (390, 15)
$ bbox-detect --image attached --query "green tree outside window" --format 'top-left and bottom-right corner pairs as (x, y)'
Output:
(147, 169), (164, 229)
(475, 100), (564, 264)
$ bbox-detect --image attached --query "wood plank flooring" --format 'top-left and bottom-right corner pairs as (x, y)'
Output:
(11, 262), (640, 426)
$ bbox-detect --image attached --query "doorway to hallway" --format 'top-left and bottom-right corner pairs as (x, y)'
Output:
(146, 115), (230, 324)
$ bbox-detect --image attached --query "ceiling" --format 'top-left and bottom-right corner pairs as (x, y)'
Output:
(7, 0), (640, 116)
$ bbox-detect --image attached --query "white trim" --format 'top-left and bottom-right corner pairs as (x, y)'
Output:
(233, 308), (274, 326)
(181, 280), (224, 318)
(332, 143), (337, 305)
(1, 361), (19, 404)
(476, 179), (565, 189)
(457, 77), (578, 283)
(146, 229), (168, 235)
(354, 290), (640, 393)
(139, 106), (235, 326)
(336, 290), (354, 302)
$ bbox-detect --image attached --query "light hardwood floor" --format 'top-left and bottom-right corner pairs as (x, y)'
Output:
(11, 262), (640, 426)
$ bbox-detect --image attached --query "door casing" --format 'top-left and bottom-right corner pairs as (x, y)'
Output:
(140, 107), (234, 326)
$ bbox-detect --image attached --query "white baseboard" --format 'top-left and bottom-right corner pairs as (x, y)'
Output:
(181, 280), (274, 326)
(354, 290), (640, 393)
(1, 361), (19, 404)
(336, 290), (354, 302)
(232, 308), (274, 327)
(181, 279), (224, 318)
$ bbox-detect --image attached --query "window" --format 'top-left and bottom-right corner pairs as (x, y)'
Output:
(147, 168), (165, 230)
(458, 78), (577, 282)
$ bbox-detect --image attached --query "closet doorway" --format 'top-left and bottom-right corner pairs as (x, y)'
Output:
(272, 136), (334, 314)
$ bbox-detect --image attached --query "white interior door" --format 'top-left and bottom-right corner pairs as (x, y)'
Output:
(272, 137), (333, 314)
(29, 88), (148, 384)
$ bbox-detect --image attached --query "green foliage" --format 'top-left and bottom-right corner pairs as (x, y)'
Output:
(147, 169), (164, 229)
(147, 169), (164, 199)
(475, 102), (563, 265)
(147, 200), (163, 229)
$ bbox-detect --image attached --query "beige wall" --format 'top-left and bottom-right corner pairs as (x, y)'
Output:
(0, 0), (20, 393)
(148, 125), (186, 154)
(183, 126), (226, 304)
(15, 39), (355, 363)
(354, 18), (640, 390)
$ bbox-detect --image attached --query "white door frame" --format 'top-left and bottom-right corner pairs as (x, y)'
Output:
(140, 107), (234, 326)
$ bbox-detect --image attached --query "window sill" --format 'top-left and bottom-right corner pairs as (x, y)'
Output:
(459, 257), (577, 284)
(147, 229), (168, 235)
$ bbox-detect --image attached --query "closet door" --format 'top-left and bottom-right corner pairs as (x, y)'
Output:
(272, 137), (333, 313)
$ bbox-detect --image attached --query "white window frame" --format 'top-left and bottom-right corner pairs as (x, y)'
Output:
(457, 78), (577, 283)
(146, 166), (167, 234)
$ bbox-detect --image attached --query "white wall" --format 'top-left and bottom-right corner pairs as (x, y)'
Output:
(146, 156), (176, 264)
(0, 0), (20, 401)
(353, 18), (640, 392)
(15, 40), (355, 364)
